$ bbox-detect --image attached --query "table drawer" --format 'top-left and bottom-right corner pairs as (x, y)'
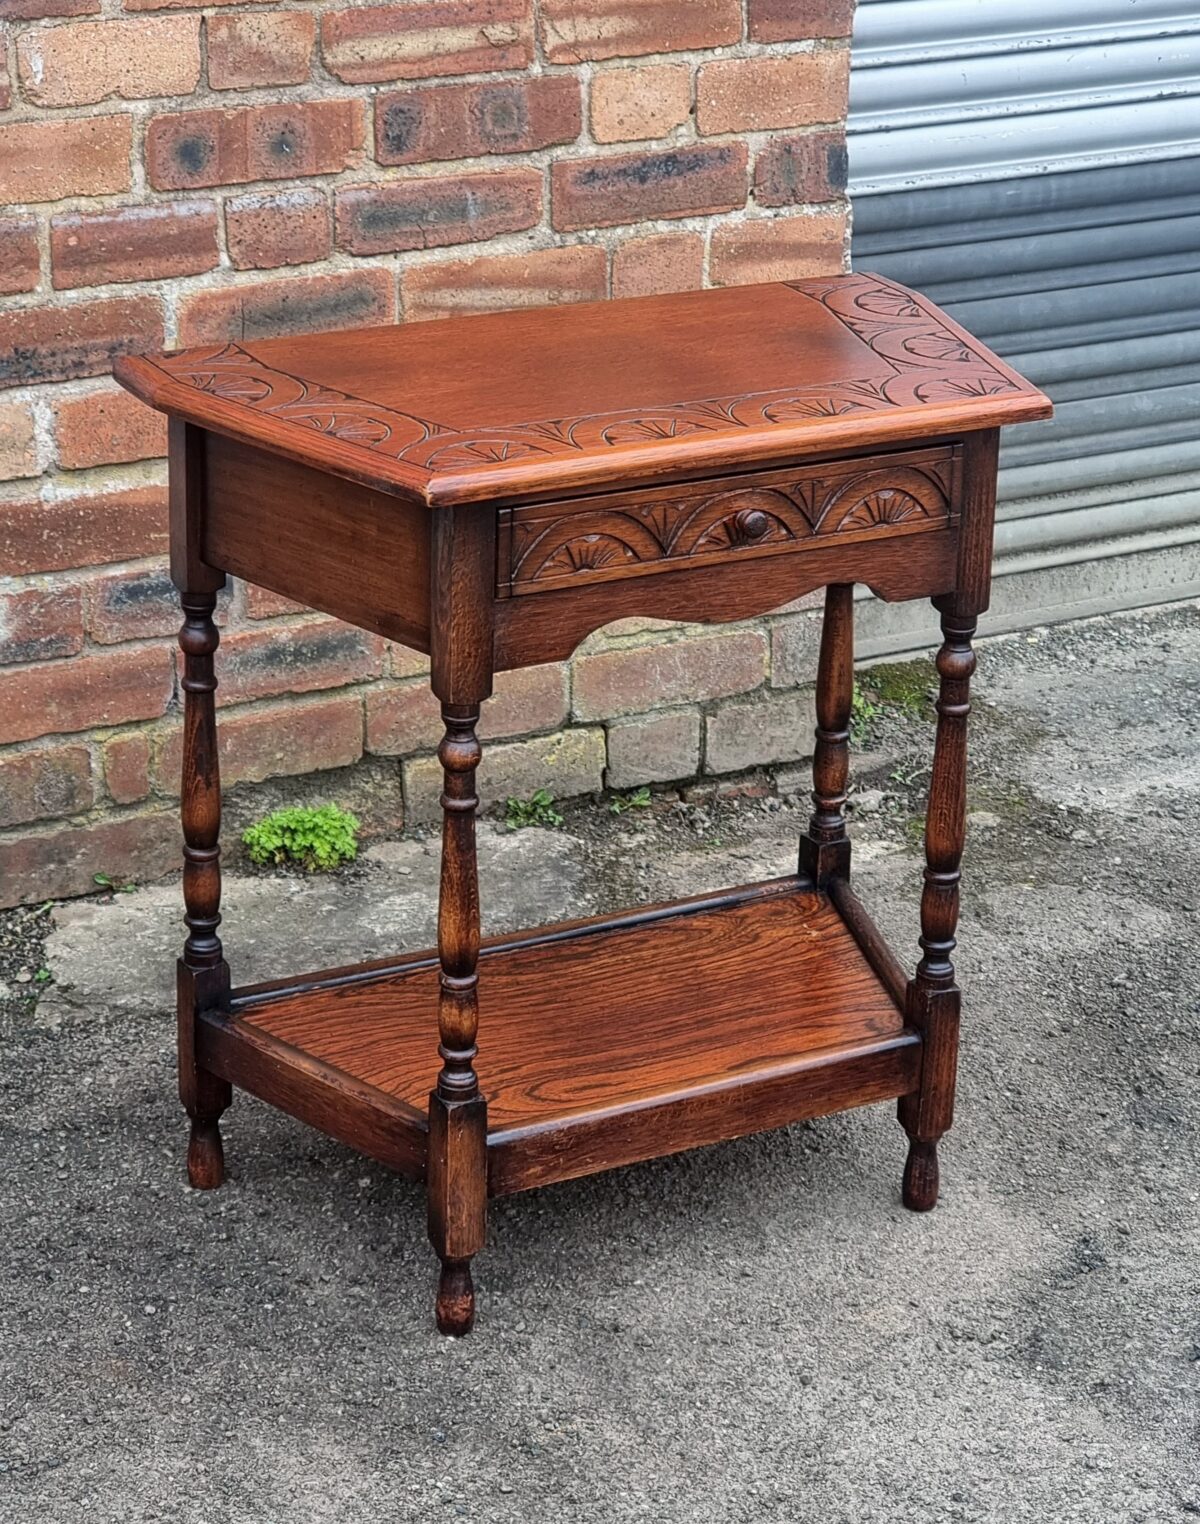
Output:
(498, 445), (961, 597)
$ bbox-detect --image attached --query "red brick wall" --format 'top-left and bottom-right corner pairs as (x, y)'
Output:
(0, 0), (855, 907)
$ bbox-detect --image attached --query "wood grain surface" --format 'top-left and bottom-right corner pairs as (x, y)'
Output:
(239, 883), (906, 1133)
(115, 274), (1051, 507)
(499, 446), (958, 595)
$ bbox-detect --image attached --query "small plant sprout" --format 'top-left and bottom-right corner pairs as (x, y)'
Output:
(849, 682), (881, 745)
(242, 804), (360, 872)
(610, 786), (652, 815)
(503, 789), (564, 831)
(93, 872), (136, 894)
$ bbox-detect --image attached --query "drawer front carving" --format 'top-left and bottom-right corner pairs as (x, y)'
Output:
(499, 446), (960, 596)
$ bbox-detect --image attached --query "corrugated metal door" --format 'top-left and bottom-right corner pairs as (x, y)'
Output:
(847, 0), (1200, 645)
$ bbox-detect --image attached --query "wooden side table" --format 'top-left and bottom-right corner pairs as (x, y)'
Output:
(116, 274), (1050, 1335)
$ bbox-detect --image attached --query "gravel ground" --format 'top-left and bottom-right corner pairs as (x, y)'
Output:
(1, 601), (1198, 1523)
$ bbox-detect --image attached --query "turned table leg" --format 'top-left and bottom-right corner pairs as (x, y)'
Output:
(899, 597), (976, 1211)
(177, 587), (232, 1188)
(799, 583), (854, 887)
(427, 702), (488, 1336)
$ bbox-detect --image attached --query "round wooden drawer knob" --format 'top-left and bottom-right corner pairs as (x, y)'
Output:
(734, 508), (770, 541)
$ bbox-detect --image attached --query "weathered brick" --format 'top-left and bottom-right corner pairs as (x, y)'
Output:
(127, 0), (283, 9)
(388, 642), (430, 678)
(697, 50), (850, 136)
(54, 386), (167, 470)
(754, 130), (848, 208)
(322, 0), (533, 85)
(606, 708), (700, 789)
(0, 117), (132, 204)
(0, 297), (164, 390)
(710, 210), (847, 286)
(50, 202), (219, 291)
(612, 230), (704, 298)
(541, 0), (739, 62)
(0, 811), (179, 910)
(376, 75), (580, 166)
(705, 687), (816, 773)
(1, 486), (167, 577)
(17, 17), (201, 108)
(749, 0), (855, 42)
(225, 188), (331, 270)
(0, 646), (174, 745)
(336, 168), (541, 255)
(403, 726), (604, 822)
(207, 11), (315, 90)
(0, 218), (39, 296)
(155, 693), (363, 793)
(574, 629), (767, 721)
(0, 402), (39, 482)
(200, 619), (385, 707)
(367, 663), (567, 754)
(87, 565), (227, 645)
(770, 610), (823, 689)
(1, 0), (98, 17)
(402, 244), (607, 321)
(103, 731), (151, 805)
(177, 269), (393, 346)
(244, 584), (308, 619)
(0, 583), (85, 664)
(0, 743), (94, 830)
(552, 142), (746, 231)
(590, 63), (692, 145)
(146, 100), (363, 192)
(479, 664), (571, 740)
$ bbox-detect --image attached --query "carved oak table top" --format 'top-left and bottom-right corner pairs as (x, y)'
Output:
(117, 272), (1047, 505)
(116, 274), (1051, 1336)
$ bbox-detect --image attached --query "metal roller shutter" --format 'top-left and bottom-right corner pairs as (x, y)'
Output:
(847, 0), (1200, 647)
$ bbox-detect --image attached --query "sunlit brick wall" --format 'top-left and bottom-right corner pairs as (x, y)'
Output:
(0, 0), (855, 906)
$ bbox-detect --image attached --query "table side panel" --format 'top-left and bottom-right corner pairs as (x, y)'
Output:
(196, 1007), (428, 1180)
(488, 1035), (921, 1196)
(202, 433), (433, 650)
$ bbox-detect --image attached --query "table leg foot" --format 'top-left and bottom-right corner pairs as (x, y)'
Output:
(902, 1138), (939, 1212)
(186, 1115), (226, 1190)
(436, 1258), (475, 1337)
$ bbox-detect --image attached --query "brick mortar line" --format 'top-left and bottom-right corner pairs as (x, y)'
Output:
(5, 194), (849, 315)
(0, 35), (843, 137)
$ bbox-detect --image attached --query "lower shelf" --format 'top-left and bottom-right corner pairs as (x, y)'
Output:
(199, 877), (920, 1195)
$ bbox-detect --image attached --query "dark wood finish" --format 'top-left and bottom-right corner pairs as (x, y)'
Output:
(116, 274), (1050, 507)
(499, 446), (958, 595)
(197, 1005), (426, 1178)
(428, 700), (487, 1335)
(896, 429), (999, 1210)
(204, 433), (431, 650)
(898, 599), (975, 1212)
(210, 880), (915, 1194)
(117, 278), (1050, 1333)
(235, 881), (901, 1123)
(170, 421), (232, 1191)
(494, 527), (958, 671)
(829, 878), (910, 1011)
(425, 508), (495, 1333)
(799, 583), (855, 886)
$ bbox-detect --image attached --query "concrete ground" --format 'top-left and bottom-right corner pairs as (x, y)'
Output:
(1, 601), (1198, 1524)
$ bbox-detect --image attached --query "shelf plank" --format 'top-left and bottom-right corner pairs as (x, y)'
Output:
(225, 881), (916, 1192)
